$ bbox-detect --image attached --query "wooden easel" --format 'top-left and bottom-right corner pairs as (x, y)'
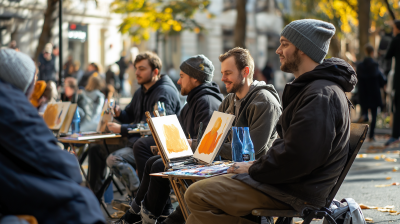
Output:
(145, 111), (221, 220)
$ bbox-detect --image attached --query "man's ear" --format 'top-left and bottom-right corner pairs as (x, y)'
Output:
(153, 68), (159, 77)
(242, 66), (250, 78)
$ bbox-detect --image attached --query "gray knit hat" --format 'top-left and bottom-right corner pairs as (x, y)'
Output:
(281, 19), (336, 64)
(0, 49), (36, 93)
(180, 54), (214, 83)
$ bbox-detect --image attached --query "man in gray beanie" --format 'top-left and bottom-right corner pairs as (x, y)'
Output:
(0, 49), (106, 223)
(114, 54), (224, 224)
(183, 20), (358, 224)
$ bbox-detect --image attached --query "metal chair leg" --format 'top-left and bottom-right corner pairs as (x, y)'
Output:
(112, 175), (124, 196)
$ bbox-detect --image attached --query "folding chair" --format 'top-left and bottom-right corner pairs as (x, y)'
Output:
(251, 123), (369, 224)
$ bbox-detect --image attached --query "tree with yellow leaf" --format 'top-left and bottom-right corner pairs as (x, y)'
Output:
(287, 0), (399, 59)
(111, 0), (211, 43)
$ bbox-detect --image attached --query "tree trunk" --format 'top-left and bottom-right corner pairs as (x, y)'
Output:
(357, 0), (370, 60)
(234, 0), (247, 48)
(34, 0), (58, 62)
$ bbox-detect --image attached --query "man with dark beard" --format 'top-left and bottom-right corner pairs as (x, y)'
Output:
(184, 19), (356, 224)
(87, 52), (181, 198)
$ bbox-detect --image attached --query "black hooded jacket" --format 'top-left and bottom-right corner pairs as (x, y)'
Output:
(234, 58), (358, 209)
(116, 74), (181, 136)
(178, 82), (224, 141)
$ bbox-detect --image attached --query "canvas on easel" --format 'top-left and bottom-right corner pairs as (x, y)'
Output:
(148, 111), (235, 166)
(60, 103), (77, 133)
(193, 111), (235, 164)
(97, 99), (114, 133)
(43, 102), (71, 130)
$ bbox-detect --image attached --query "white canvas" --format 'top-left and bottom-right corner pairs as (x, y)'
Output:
(194, 111), (235, 164)
(43, 102), (71, 130)
(151, 115), (193, 160)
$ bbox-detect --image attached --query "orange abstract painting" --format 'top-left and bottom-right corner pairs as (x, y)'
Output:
(198, 117), (227, 155)
(163, 124), (189, 154)
(43, 104), (58, 128)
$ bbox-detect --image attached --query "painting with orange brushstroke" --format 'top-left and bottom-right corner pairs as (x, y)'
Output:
(150, 115), (193, 160)
(43, 102), (70, 130)
(194, 111), (235, 164)
(163, 124), (189, 154)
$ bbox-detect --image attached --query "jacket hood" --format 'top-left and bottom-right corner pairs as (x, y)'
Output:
(243, 80), (281, 105)
(187, 82), (224, 105)
(291, 57), (358, 92)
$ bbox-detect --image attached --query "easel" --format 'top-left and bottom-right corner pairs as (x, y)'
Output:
(145, 111), (224, 220)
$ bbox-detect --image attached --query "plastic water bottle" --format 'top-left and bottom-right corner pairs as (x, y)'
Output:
(71, 108), (80, 134)
(157, 101), (166, 116)
(242, 127), (255, 161)
(231, 127), (243, 162)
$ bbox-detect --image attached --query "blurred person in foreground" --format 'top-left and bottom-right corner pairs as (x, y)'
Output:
(183, 19), (356, 224)
(357, 44), (386, 141)
(0, 49), (105, 224)
(385, 20), (400, 146)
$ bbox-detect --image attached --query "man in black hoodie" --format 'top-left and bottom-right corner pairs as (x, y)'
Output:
(87, 52), (181, 196)
(184, 19), (357, 224)
(114, 55), (224, 224)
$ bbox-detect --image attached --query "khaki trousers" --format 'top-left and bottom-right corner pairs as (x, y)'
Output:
(185, 174), (292, 224)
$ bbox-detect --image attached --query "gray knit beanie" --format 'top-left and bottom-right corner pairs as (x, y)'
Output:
(0, 49), (36, 93)
(281, 19), (336, 64)
(180, 54), (214, 83)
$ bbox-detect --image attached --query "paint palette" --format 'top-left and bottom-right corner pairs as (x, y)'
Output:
(149, 111), (235, 165)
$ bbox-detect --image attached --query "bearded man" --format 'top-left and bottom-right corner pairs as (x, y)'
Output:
(87, 52), (181, 197)
(184, 19), (356, 224)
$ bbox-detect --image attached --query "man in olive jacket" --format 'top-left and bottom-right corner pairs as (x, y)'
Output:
(184, 19), (357, 224)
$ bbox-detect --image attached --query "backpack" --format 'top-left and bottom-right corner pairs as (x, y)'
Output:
(323, 198), (367, 224)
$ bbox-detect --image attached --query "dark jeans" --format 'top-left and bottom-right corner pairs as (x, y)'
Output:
(369, 106), (378, 139)
(133, 156), (172, 217)
(132, 136), (156, 181)
(393, 94), (400, 138)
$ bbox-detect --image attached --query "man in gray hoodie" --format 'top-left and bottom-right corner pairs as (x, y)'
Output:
(189, 47), (282, 160)
(162, 47), (282, 224)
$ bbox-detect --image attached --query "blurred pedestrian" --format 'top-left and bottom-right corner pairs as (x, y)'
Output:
(262, 62), (274, 84)
(357, 44), (386, 141)
(385, 20), (400, 146)
(37, 43), (56, 82)
(62, 77), (93, 124)
(81, 75), (105, 132)
(74, 61), (84, 82)
(78, 62), (100, 88)
(105, 64), (121, 91)
(63, 56), (76, 78)
(116, 54), (128, 94)
(8, 40), (19, 51)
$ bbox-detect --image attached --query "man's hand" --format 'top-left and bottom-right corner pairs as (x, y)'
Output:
(107, 122), (121, 133)
(227, 161), (255, 174)
(113, 105), (122, 117)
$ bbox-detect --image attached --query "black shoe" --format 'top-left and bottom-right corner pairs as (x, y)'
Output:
(113, 210), (142, 224)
